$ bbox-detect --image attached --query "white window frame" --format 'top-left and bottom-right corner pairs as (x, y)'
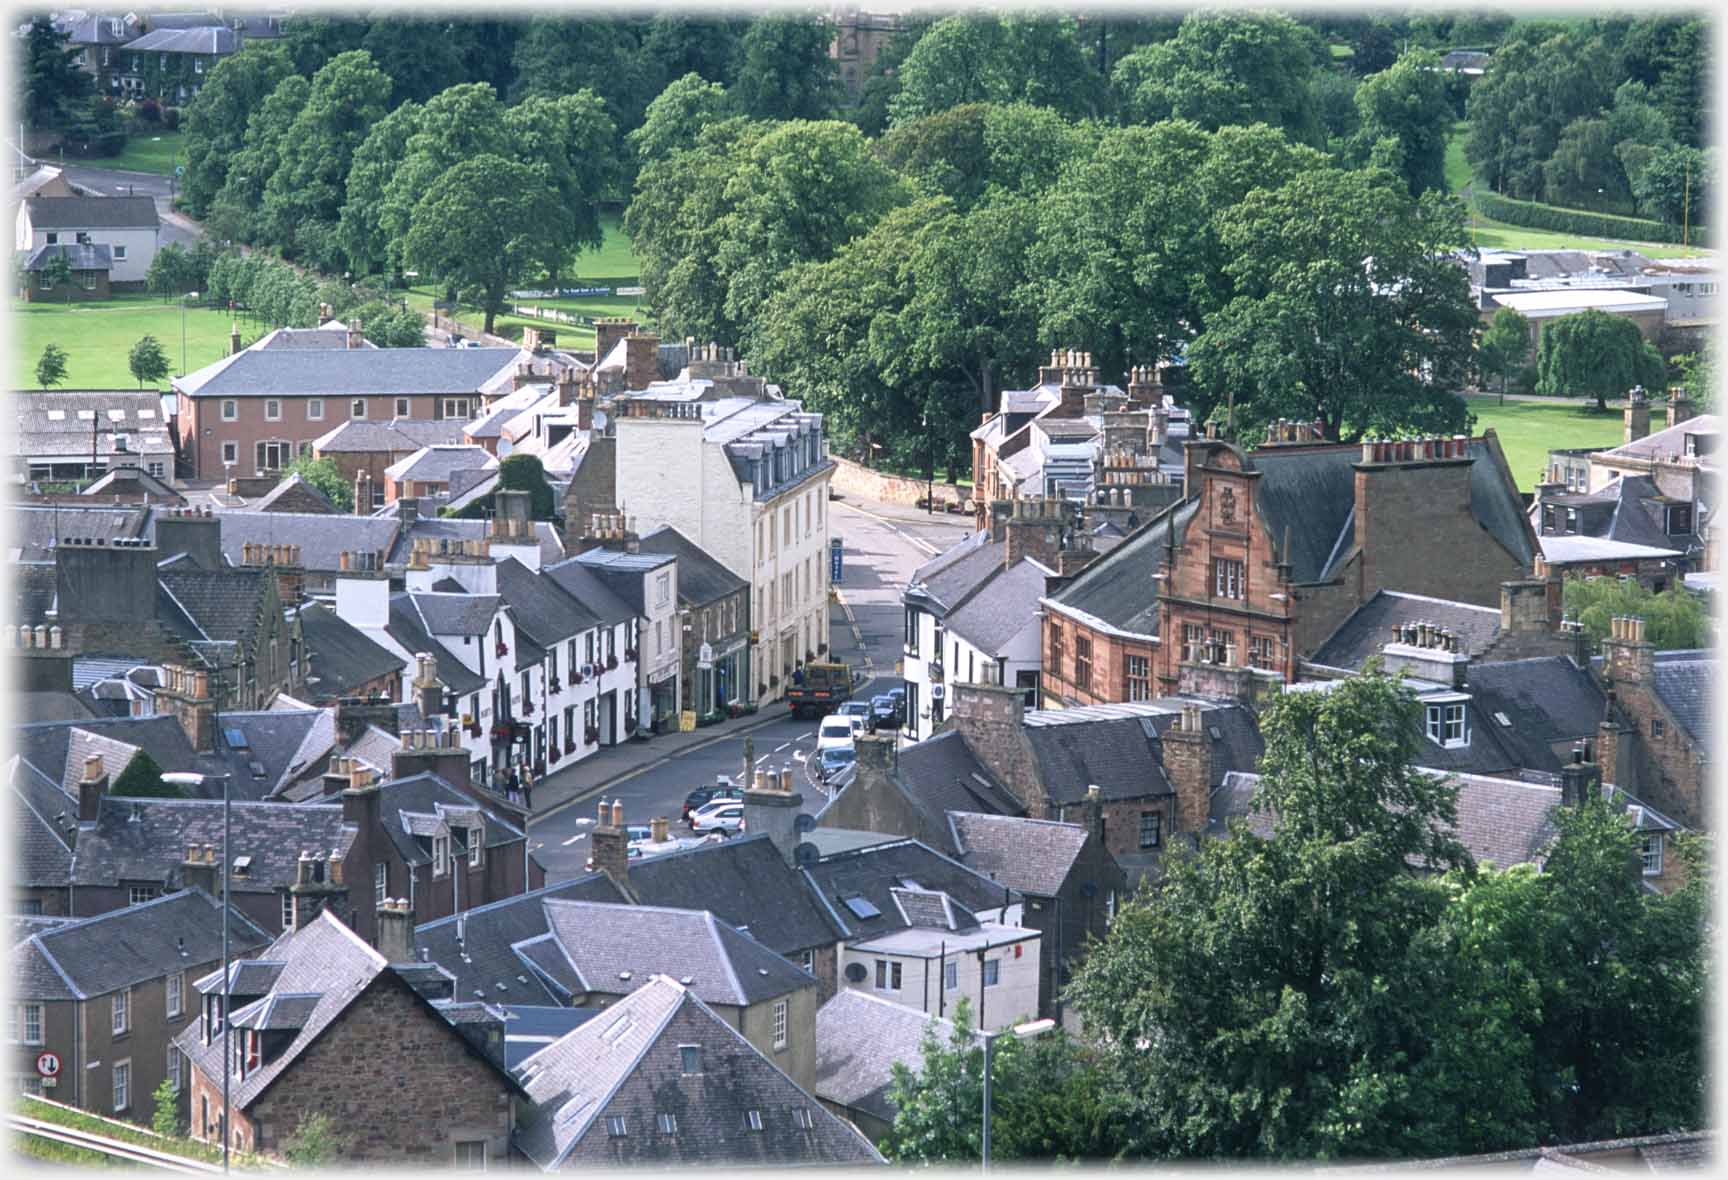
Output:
(351, 398), (367, 419)
(281, 891), (294, 931)
(606, 1116), (628, 1138)
(793, 1108), (814, 1131)
(1642, 833), (1664, 876)
(772, 999), (788, 1050)
(113, 1059), (130, 1112)
(1214, 558), (1244, 600)
(307, 398), (324, 421)
(167, 1046), (181, 1092)
(264, 399), (281, 421)
(657, 1113), (677, 1135)
(679, 1045), (701, 1075)
(220, 399), (238, 422)
(375, 862), (388, 905)
(433, 835), (450, 877)
(983, 959), (1000, 987)
(167, 972), (183, 1019)
(453, 1140), (486, 1169)
(112, 244), (127, 261)
(221, 441), (238, 465)
(394, 397), (410, 418)
(746, 1109), (764, 1132)
(944, 961), (958, 991)
(20, 1003), (43, 1045)
(800, 949), (815, 974)
(1424, 696), (1470, 748)
(468, 827), (482, 867)
(129, 886), (156, 906)
(874, 959), (902, 992)
(112, 988), (130, 1035)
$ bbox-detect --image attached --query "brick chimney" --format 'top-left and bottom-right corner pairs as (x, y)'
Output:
(155, 505), (223, 570)
(1624, 386), (1651, 443)
(1003, 496), (1067, 571)
(341, 761), (382, 832)
(1084, 783), (1105, 848)
(181, 843), (218, 895)
(77, 754), (108, 823)
(241, 541), (305, 609)
(1595, 692), (1631, 788)
(391, 723), (473, 794)
(1124, 365), (1160, 408)
(1601, 614), (1655, 688)
(377, 897), (416, 962)
(1667, 390), (1695, 430)
(159, 664), (216, 752)
(229, 322), (243, 356)
(594, 317), (639, 365)
(743, 767), (803, 866)
(1379, 620), (1471, 689)
(353, 468), (372, 510)
(347, 319), (364, 351)
(948, 681), (1043, 816)
(1558, 743), (1601, 809)
(411, 652), (445, 721)
(1352, 436), (1477, 599)
(1500, 577), (1561, 635)
(590, 799), (630, 884)
(289, 848), (345, 930)
(623, 333), (661, 391)
(1162, 703), (1212, 835)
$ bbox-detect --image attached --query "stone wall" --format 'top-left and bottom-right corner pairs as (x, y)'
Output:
(830, 456), (969, 509)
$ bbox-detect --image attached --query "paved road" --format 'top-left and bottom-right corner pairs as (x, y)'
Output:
(525, 494), (974, 880)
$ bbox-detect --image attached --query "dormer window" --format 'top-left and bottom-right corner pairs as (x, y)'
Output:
(1642, 832), (1664, 876)
(1666, 504), (1693, 535)
(1424, 700), (1468, 748)
(467, 827), (482, 867)
(433, 835), (451, 877)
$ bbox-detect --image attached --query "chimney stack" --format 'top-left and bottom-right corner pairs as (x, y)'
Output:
(229, 322), (242, 356)
(347, 319), (364, 351)
(623, 333), (661, 392)
(1163, 704), (1213, 835)
(743, 764), (803, 867)
(1558, 744), (1601, 809)
(1084, 783), (1106, 850)
(180, 843), (217, 895)
(1623, 386), (1651, 444)
(377, 898), (416, 963)
(78, 754), (108, 823)
(590, 798), (630, 883)
(1667, 390), (1695, 430)
(594, 318), (640, 366)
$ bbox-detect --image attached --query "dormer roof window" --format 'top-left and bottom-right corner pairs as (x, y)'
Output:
(1423, 696), (1469, 749)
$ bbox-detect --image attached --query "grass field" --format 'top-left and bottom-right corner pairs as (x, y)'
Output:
(1465, 395), (1627, 490)
(13, 295), (258, 389)
(104, 129), (185, 174)
(16, 1097), (226, 1166)
(1443, 122), (1711, 258)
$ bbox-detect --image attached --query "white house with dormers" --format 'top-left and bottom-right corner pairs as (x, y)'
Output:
(613, 350), (833, 704)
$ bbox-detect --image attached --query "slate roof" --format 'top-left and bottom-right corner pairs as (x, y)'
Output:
(1310, 591), (1505, 672)
(409, 591), (500, 638)
(637, 526), (747, 607)
(388, 518), (565, 570)
(626, 833), (848, 956)
(15, 504), (151, 562)
(377, 773), (526, 867)
(157, 566), (269, 653)
(313, 418), (462, 453)
(297, 602), (403, 698)
(494, 558), (606, 649)
(415, 873), (631, 1005)
(11, 888), (271, 1001)
(815, 989), (956, 1125)
(10, 756), (75, 886)
(513, 975), (880, 1168)
(249, 474), (337, 515)
(1596, 413), (1720, 467)
(208, 510), (401, 573)
(384, 444), (498, 485)
(881, 730), (1025, 852)
(23, 241), (112, 271)
(539, 558), (640, 628)
(24, 196), (160, 230)
(803, 839), (1014, 943)
(532, 900), (813, 1007)
(70, 796), (351, 895)
(13, 390), (172, 460)
(906, 532), (1003, 614)
(944, 556), (1050, 657)
(384, 594), (481, 696)
(567, 548), (675, 614)
(1652, 650), (1713, 744)
(123, 26), (238, 54)
(175, 348), (522, 399)
(947, 812), (1090, 898)
(1045, 501), (1197, 637)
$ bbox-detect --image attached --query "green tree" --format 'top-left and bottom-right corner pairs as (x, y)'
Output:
(277, 456), (354, 511)
(1562, 581), (1709, 651)
(146, 243), (195, 300)
(377, 83), (511, 272)
(1068, 666), (1470, 1160)
(1463, 29), (1615, 199)
(887, 15), (1104, 128)
(496, 453), (556, 520)
(128, 336), (171, 389)
(1310, 69), (1361, 151)
(501, 91), (619, 280)
(1629, 144), (1710, 229)
(281, 1112), (350, 1166)
(40, 252), (75, 304)
(338, 99), (422, 277)
(509, 18), (662, 137)
(347, 300), (428, 349)
(151, 1077), (180, 1138)
(404, 155), (560, 335)
(1477, 307), (1532, 402)
(178, 44), (295, 217)
(1188, 169), (1478, 441)
(356, 17), (467, 108)
(21, 15), (94, 128)
(630, 73), (732, 165)
(1352, 48), (1454, 196)
(1542, 117), (1634, 213)
(1673, 345), (1715, 412)
(730, 13), (838, 122)
(849, 14), (936, 137)
(209, 73), (311, 244)
(112, 751), (179, 798)
(35, 344), (68, 391)
(1535, 308), (1667, 412)
(1112, 11), (1325, 145)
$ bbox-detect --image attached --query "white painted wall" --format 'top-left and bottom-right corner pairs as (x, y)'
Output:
(839, 930), (1042, 1032)
(17, 209), (159, 283)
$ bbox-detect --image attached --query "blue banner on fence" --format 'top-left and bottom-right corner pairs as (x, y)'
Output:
(510, 286), (613, 299)
(830, 536), (844, 584)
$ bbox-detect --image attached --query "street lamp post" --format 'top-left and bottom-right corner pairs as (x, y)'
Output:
(923, 412), (933, 516)
(980, 1018), (1057, 1172)
(179, 290), (200, 377)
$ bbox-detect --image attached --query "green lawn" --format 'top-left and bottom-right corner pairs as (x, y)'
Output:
(13, 294), (259, 389)
(15, 1097), (226, 1166)
(1443, 121), (1712, 258)
(1466, 395), (1628, 491)
(103, 129), (185, 175)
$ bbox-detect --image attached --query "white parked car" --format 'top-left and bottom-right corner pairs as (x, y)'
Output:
(816, 715), (860, 754)
(688, 801), (746, 836)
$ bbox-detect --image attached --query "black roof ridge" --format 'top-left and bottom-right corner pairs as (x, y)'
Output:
(95, 795), (342, 811)
(948, 809), (1082, 831)
(416, 869), (616, 932)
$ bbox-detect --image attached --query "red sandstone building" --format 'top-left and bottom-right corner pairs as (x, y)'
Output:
(1041, 428), (1540, 706)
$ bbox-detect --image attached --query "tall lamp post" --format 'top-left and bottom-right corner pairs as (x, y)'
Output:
(179, 290), (200, 377)
(980, 1018), (1056, 1173)
(923, 411), (933, 516)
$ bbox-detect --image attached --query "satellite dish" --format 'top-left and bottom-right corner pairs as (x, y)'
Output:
(794, 813), (817, 834)
(844, 962), (868, 984)
(794, 842), (820, 867)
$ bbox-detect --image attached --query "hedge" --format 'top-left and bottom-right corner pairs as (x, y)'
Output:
(1473, 191), (1709, 248)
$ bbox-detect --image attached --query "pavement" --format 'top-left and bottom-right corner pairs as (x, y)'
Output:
(48, 159), (205, 249)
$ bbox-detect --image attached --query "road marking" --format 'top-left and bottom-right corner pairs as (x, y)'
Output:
(561, 833), (586, 846)
(774, 742), (790, 753)
(799, 732), (814, 741)
(756, 755), (770, 765)
(575, 817), (594, 826)
(792, 750), (807, 762)
(836, 501), (943, 556)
